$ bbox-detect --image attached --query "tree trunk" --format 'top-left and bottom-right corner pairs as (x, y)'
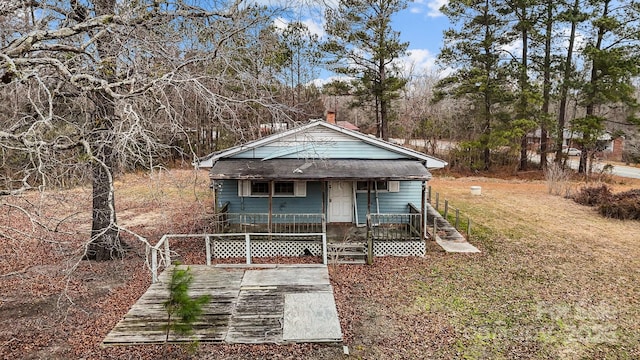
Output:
(85, 0), (125, 260)
(380, 98), (389, 141)
(518, 5), (530, 172)
(483, 94), (491, 170)
(555, 0), (579, 164)
(379, 57), (390, 141)
(481, 0), (491, 171)
(87, 137), (122, 260)
(580, 0), (609, 174)
(540, 0), (553, 171)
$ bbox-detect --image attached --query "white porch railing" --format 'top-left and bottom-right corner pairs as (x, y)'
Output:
(220, 213), (325, 234)
(367, 213), (422, 241)
(149, 232), (327, 283)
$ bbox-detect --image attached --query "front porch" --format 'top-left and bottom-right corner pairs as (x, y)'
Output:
(205, 201), (427, 262)
(214, 202), (425, 242)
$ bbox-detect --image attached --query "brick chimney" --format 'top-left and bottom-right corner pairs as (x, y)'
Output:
(611, 137), (624, 162)
(326, 111), (336, 124)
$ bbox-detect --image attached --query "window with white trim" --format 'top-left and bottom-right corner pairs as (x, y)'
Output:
(238, 180), (306, 197)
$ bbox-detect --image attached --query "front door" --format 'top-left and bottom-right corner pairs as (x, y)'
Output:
(328, 181), (353, 223)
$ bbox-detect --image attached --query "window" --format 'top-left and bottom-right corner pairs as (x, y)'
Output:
(250, 181), (269, 195)
(238, 180), (306, 197)
(355, 180), (399, 193)
(356, 181), (388, 191)
(273, 181), (294, 196)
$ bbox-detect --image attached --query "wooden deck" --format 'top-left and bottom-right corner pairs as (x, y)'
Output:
(103, 264), (342, 345)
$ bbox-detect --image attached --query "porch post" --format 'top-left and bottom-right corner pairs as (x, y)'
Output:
(164, 236), (171, 266)
(268, 180), (273, 233)
(151, 245), (158, 283)
(421, 181), (426, 241)
(321, 181), (327, 234)
(366, 181), (373, 265)
(322, 233), (327, 265)
(245, 233), (251, 264)
(212, 180), (217, 214)
(367, 181), (371, 215)
(205, 235), (211, 266)
(321, 180), (326, 219)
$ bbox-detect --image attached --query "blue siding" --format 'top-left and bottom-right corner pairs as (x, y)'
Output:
(219, 180), (423, 225)
(355, 181), (422, 222)
(230, 141), (411, 160)
(217, 180), (323, 214)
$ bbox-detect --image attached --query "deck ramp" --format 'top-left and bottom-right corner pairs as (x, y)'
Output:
(103, 265), (342, 345)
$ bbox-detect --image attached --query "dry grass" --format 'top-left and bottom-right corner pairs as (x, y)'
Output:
(418, 175), (640, 359)
(1, 170), (639, 359)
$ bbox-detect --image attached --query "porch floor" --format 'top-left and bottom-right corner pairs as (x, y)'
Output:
(103, 264), (342, 345)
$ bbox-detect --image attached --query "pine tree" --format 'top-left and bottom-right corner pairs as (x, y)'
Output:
(500, 0), (544, 171)
(575, 0), (640, 174)
(323, 0), (408, 140)
(164, 265), (211, 342)
(436, 0), (515, 170)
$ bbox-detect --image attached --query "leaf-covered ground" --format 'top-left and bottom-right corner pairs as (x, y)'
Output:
(1, 170), (639, 359)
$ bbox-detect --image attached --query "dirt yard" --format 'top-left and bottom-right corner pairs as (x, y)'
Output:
(1, 170), (639, 359)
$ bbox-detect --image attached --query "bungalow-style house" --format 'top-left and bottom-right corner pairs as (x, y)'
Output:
(196, 119), (447, 261)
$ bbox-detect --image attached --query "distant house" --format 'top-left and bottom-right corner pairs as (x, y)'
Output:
(196, 119), (447, 261)
(527, 128), (624, 161)
(561, 130), (624, 161)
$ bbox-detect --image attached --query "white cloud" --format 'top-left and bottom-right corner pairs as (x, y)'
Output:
(309, 50), (453, 87)
(273, 16), (289, 31)
(426, 0), (448, 18)
(499, 39), (522, 58)
(308, 75), (353, 88)
(403, 0), (447, 17)
(272, 16), (325, 39)
(302, 18), (326, 39)
(398, 48), (438, 76)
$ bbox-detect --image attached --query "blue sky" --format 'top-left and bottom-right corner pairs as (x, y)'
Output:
(273, 0), (452, 82)
(394, 0), (450, 76)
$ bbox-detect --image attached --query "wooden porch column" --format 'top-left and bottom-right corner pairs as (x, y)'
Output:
(212, 180), (218, 214)
(321, 181), (326, 216)
(367, 181), (371, 215)
(321, 181), (326, 233)
(268, 180), (273, 233)
(366, 181), (373, 265)
(421, 181), (426, 241)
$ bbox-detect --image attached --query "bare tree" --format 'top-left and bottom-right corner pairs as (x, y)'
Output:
(0, 0), (294, 260)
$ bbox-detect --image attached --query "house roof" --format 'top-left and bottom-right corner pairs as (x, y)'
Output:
(209, 159), (432, 181)
(336, 120), (359, 130)
(196, 120), (447, 169)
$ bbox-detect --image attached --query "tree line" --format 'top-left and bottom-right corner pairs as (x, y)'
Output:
(315, 0), (640, 174)
(410, 0), (639, 173)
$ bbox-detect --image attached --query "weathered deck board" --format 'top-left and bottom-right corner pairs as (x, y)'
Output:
(241, 267), (330, 286)
(283, 292), (342, 342)
(103, 265), (342, 346)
